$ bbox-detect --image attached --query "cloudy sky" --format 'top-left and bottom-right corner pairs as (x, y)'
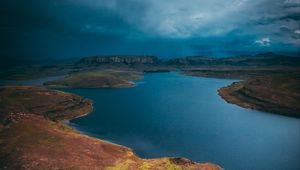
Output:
(0, 0), (299, 64)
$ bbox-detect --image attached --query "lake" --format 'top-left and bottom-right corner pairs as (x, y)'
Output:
(61, 72), (300, 170)
(3, 72), (299, 170)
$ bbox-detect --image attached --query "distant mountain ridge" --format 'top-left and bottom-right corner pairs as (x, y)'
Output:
(76, 52), (300, 67)
(76, 55), (160, 66)
(167, 52), (300, 67)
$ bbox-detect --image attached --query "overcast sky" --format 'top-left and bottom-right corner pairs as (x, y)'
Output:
(0, 0), (299, 63)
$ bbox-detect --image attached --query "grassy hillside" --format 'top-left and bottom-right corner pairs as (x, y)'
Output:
(0, 86), (221, 170)
(218, 74), (300, 117)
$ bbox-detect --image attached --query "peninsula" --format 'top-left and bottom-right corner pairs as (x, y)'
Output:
(0, 86), (221, 169)
(44, 70), (142, 88)
(1, 53), (300, 169)
(1, 53), (300, 118)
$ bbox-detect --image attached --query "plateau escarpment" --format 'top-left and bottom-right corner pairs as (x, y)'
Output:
(0, 86), (221, 170)
(1, 52), (299, 81)
(76, 55), (161, 67)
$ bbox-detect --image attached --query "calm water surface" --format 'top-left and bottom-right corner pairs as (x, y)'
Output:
(63, 72), (300, 170)
(4, 72), (300, 170)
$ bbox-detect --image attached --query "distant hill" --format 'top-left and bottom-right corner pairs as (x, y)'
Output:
(76, 55), (161, 67)
(1, 52), (299, 81)
(76, 52), (300, 68)
(167, 52), (300, 67)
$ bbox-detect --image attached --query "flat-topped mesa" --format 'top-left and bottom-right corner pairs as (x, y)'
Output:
(76, 55), (161, 66)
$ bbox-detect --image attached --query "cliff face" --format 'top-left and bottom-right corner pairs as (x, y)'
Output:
(75, 53), (300, 71)
(77, 55), (160, 66)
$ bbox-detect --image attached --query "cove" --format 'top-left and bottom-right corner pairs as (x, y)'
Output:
(61, 72), (299, 170)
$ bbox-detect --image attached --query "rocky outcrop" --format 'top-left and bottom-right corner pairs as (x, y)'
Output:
(76, 55), (161, 66)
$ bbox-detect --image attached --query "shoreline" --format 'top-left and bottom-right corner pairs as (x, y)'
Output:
(47, 87), (223, 169)
(218, 79), (300, 118)
(0, 86), (222, 169)
(181, 69), (300, 118)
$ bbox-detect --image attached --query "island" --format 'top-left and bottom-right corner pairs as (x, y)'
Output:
(0, 86), (221, 170)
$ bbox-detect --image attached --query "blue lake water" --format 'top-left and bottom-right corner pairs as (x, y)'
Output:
(61, 72), (300, 170)
(3, 72), (299, 170)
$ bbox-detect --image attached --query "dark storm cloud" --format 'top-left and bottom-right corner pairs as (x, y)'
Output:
(0, 0), (141, 64)
(254, 13), (300, 26)
(280, 13), (300, 21)
(0, 0), (299, 65)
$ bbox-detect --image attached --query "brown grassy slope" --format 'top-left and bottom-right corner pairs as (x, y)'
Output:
(0, 86), (93, 122)
(44, 70), (142, 88)
(0, 86), (221, 170)
(218, 74), (300, 117)
(183, 68), (300, 117)
(182, 68), (298, 80)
